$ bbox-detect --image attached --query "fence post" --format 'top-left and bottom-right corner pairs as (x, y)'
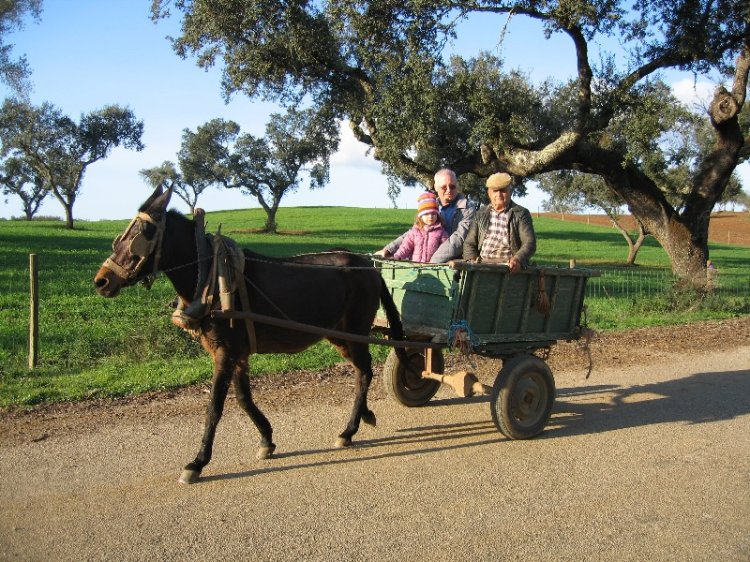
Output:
(29, 253), (39, 369)
(569, 258), (577, 269)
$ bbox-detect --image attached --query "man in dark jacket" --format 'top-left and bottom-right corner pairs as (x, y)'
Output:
(376, 168), (476, 263)
(463, 172), (536, 273)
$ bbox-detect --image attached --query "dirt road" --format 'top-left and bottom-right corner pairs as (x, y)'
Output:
(2, 319), (749, 561)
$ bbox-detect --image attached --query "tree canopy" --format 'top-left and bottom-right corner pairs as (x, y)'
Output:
(0, 0), (42, 97)
(0, 154), (46, 219)
(153, 0), (750, 285)
(0, 98), (144, 228)
(171, 107), (339, 232)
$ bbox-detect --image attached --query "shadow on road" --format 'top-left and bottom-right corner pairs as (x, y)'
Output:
(200, 419), (503, 483)
(547, 368), (750, 438)
(200, 368), (749, 483)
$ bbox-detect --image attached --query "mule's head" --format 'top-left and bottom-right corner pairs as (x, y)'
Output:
(94, 185), (173, 297)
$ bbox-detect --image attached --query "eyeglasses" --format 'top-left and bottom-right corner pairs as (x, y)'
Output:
(437, 184), (457, 191)
(491, 188), (510, 194)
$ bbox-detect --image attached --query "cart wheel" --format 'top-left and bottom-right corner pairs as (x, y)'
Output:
(491, 354), (555, 439)
(382, 347), (443, 407)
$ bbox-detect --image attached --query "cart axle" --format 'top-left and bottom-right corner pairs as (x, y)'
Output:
(421, 370), (491, 398)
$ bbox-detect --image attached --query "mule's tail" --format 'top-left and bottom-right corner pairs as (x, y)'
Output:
(379, 279), (410, 367)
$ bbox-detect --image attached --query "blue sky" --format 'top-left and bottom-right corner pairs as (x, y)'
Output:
(0, 0), (731, 220)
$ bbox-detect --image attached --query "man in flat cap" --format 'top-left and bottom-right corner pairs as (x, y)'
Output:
(462, 172), (536, 273)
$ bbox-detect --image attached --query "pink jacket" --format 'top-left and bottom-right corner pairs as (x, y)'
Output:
(393, 223), (448, 262)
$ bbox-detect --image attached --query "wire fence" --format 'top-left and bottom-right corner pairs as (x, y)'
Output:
(585, 268), (750, 299)
(2, 261), (748, 378)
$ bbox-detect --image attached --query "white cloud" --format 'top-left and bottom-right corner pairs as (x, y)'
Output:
(331, 121), (382, 171)
(670, 78), (719, 110)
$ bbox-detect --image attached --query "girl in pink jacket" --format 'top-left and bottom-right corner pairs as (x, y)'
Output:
(393, 192), (448, 262)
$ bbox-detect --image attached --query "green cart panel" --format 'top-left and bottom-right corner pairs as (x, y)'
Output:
(374, 260), (598, 352)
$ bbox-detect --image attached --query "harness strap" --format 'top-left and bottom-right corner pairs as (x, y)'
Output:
(171, 228), (257, 354)
(236, 269), (258, 354)
(102, 256), (132, 280)
(536, 271), (551, 316)
(192, 209), (210, 302)
(212, 233), (257, 353)
(145, 212), (167, 287)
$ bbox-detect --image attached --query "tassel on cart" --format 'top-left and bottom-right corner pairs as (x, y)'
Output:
(536, 272), (551, 316)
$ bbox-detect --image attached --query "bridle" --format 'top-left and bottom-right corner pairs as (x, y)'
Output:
(103, 211), (167, 289)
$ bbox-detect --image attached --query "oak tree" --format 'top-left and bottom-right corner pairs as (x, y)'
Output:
(0, 99), (144, 228)
(0, 154), (47, 219)
(178, 108), (339, 232)
(153, 0), (750, 286)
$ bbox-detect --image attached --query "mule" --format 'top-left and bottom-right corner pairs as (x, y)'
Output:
(94, 186), (407, 484)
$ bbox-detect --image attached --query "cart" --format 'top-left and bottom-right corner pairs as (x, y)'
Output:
(373, 259), (599, 440)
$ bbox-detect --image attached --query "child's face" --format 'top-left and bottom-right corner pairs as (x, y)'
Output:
(422, 212), (438, 225)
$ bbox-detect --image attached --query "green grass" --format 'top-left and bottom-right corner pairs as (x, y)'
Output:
(1, 207), (748, 408)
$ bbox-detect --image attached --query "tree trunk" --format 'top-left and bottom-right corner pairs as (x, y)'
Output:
(264, 206), (278, 233)
(607, 212), (649, 266)
(570, 145), (717, 289)
(63, 204), (74, 229)
(655, 217), (710, 289)
(49, 188), (77, 229)
(626, 231), (647, 266)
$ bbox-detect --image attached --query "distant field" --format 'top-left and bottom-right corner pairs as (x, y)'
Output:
(1, 206), (748, 408)
(537, 211), (750, 247)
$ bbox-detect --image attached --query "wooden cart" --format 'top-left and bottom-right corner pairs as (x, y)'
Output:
(373, 259), (599, 440)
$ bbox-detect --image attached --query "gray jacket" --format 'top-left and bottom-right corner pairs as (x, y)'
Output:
(385, 193), (476, 263)
(462, 201), (537, 267)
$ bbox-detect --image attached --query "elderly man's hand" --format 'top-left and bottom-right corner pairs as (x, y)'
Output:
(508, 256), (521, 274)
(373, 249), (390, 258)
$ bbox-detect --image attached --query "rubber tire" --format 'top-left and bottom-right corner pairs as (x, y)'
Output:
(491, 354), (555, 439)
(382, 347), (443, 407)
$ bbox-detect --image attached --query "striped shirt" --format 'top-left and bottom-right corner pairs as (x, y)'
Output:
(479, 207), (512, 260)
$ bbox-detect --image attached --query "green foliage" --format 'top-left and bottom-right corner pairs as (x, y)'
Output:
(1, 207), (748, 408)
(171, 108), (340, 232)
(0, 0), (42, 96)
(0, 98), (145, 228)
(0, 155), (48, 219)
(152, 0), (750, 285)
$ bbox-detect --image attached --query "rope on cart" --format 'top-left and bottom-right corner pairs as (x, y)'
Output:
(447, 320), (480, 355)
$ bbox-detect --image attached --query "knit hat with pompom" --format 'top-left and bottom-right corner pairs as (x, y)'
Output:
(417, 192), (439, 218)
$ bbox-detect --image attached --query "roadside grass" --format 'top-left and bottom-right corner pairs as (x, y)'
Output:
(1, 207), (748, 408)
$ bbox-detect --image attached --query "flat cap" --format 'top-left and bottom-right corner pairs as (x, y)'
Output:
(486, 172), (512, 191)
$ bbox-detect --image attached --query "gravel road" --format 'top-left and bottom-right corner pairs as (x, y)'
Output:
(1, 319), (749, 561)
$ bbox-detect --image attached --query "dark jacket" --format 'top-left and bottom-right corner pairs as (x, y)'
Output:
(462, 201), (537, 267)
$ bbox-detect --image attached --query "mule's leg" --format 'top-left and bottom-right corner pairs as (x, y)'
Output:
(232, 357), (276, 460)
(179, 355), (233, 484)
(328, 339), (376, 448)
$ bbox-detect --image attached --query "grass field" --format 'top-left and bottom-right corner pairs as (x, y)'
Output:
(1, 206), (748, 408)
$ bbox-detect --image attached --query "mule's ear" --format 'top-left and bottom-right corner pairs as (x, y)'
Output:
(139, 185), (173, 215)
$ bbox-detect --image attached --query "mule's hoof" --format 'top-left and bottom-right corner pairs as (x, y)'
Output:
(178, 469), (201, 484)
(362, 410), (376, 427)
(335, 437), (352, 448)
(256, 445), (276, 460)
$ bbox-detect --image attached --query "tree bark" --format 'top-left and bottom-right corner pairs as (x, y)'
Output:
(606, 212), (648, 266)
(264, 206), (278, 233)
(63, 202), (74, 229)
